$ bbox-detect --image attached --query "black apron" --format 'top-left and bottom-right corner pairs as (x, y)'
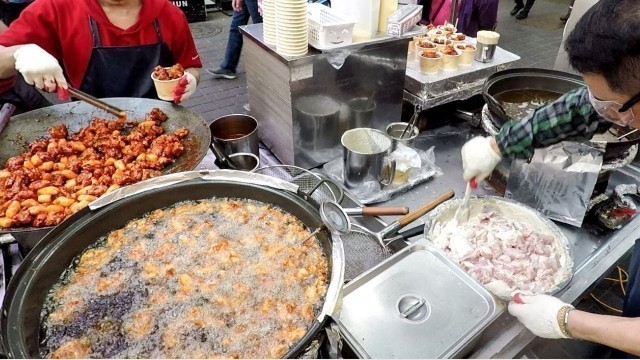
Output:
(80, 17), (173, 99)
(608, 239), (640, 359)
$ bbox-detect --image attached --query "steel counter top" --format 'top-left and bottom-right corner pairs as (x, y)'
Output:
(337, 120), (640, 358)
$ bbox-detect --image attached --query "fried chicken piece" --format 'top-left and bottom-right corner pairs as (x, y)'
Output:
(48, 124), (68, 139)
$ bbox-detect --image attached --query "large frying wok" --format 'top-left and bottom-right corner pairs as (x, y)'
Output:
(1, 171), (344, 359)
(0, 98), (211, 250)
(483, 68), (640, 161)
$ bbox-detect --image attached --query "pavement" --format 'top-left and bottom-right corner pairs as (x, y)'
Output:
(183, 0), (571, 123)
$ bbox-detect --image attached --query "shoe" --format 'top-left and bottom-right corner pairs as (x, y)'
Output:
(515, 9), (529, 20)
(510, 5), (523, 16)
(560, 8), (571, 22)
(206, 67), (237, 80)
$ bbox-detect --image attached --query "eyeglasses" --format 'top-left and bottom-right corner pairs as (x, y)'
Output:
(588, 89), (638, 126)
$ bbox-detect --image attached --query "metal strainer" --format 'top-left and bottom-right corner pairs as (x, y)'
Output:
(253, 165), (344, 204)
(342, 190), (455, 282)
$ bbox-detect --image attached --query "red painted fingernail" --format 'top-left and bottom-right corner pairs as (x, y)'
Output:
(514, 293), (524, 304)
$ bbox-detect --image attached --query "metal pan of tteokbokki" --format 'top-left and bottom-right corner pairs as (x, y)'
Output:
(423, 196), (574, 301)
(0, 98), (210, 249)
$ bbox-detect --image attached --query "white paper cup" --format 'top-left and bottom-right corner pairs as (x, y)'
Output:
(455, 43), (476, 66)
(433, 37), (453, 50)
(441, 47), (461, 71)
(151, 70), (184, 101)
(428, 29), (445, 41)
(415, 40), (437, 60)
(419, 50), (442, 74)
(449, 33), (467, 44)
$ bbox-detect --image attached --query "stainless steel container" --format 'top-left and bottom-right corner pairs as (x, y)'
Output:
(474, 42), (497, 63)
(385, 122), (419, 151)
(295, 95), (341, 151)
(209, 114), (260, 156)
(228, 153), (260, 171)
(348, 97), (376, 129)
(338, 241), (504, 359)
(341, 128), (396, 189)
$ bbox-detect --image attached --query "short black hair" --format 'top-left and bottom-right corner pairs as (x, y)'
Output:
(566, 0), (640, 95)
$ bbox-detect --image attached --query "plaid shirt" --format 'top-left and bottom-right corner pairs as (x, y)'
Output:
(495, 87), (612, 159)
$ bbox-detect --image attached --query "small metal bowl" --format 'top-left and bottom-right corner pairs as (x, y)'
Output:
(386, 122), (419, 151)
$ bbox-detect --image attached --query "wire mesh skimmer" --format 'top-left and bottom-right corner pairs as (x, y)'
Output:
(342, 190), (455, 282)
(253, 165), (344, 204)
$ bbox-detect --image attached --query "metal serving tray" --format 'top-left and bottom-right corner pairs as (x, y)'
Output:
(338, 241), (504, 358)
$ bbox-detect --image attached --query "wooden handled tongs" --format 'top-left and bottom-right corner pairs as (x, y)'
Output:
(57, 86), (127, 119)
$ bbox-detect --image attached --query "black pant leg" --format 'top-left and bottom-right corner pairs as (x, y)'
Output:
(524, 0), (536, 11)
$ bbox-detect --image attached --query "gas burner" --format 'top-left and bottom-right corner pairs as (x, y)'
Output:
(481, 104), (499, 136)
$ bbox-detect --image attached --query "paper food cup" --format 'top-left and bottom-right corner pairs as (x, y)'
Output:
(428, 29), (445, 41)
(441, 47), (461, 71)
(433, 37), (453, 50)
(419, 50), (442, 75)
(456, 43), (476, 67)
(449, 33), (467, 44)
(415, 40), (437, 60)
(438, 24), (456, 35)
(151, 70), (184, 101)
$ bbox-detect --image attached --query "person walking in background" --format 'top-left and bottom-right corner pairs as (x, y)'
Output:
(207, 0), (262, 80)
(560, 0), (575, 22)
(456, 0), (498, 37)
(0, 0), (34, 26)
(417, 0), (432, 25)
(511, 0), (535, 20)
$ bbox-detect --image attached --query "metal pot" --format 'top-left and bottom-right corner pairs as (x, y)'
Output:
(483, 68), (584, 128)
(1, 171), (344, 358)
(0, 98), (210, 251)
(423, 196), (574, 301)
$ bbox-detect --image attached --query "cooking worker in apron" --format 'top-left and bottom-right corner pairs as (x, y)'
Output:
(460, 0), (640, 356)
(0, 0), (201, 114)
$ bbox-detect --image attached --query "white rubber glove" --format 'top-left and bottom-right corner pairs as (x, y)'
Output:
(172, 72), (197, 104)
(461, 136), (502, 182)
(508, 294), (573, 339)
(14, 44), (67, 92)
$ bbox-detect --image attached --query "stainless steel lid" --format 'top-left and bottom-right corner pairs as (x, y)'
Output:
(338, 241), (503, 359)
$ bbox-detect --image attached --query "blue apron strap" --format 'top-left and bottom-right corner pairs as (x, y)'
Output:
(88, 16), (102, 48)
(622, 239), (640, 318)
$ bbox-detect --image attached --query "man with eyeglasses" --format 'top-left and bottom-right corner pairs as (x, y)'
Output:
(461, 0), (640, 356)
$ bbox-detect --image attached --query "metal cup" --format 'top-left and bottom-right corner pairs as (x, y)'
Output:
(386, 122), (419, 151)
(228, 153), (260, 171)
(474, 42), (497, 63)
(348, 97), (376, 129)
(209, 114), (259, 156)
(341, 128), (396, 189)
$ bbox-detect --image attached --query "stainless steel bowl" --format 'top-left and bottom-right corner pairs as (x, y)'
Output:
(423, 196), (574, 301)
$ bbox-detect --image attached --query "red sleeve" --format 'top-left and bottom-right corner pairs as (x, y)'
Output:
(0, 0), (62, 58)
(167, 11), (202, 69)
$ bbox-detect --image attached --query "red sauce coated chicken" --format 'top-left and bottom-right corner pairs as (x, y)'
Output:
(0, 108), (188, 228)
(152, 64), (185, 80)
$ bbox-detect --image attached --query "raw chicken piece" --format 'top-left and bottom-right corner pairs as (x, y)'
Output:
(432, 207), (569, 298)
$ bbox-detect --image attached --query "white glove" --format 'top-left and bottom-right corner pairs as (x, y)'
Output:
(14, 44), (67, 92)
(508, 294), (573, 339)
(461, 136), (502, 182)
(172, 72), (197, 104)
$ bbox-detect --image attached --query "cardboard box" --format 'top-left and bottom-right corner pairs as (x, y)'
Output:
(386, 4), (422, 37)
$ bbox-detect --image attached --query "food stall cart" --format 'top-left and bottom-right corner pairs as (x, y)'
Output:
(403, 43), (521, 110)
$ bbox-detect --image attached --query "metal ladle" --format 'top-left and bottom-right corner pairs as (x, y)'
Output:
(300, 201), (351, 245)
